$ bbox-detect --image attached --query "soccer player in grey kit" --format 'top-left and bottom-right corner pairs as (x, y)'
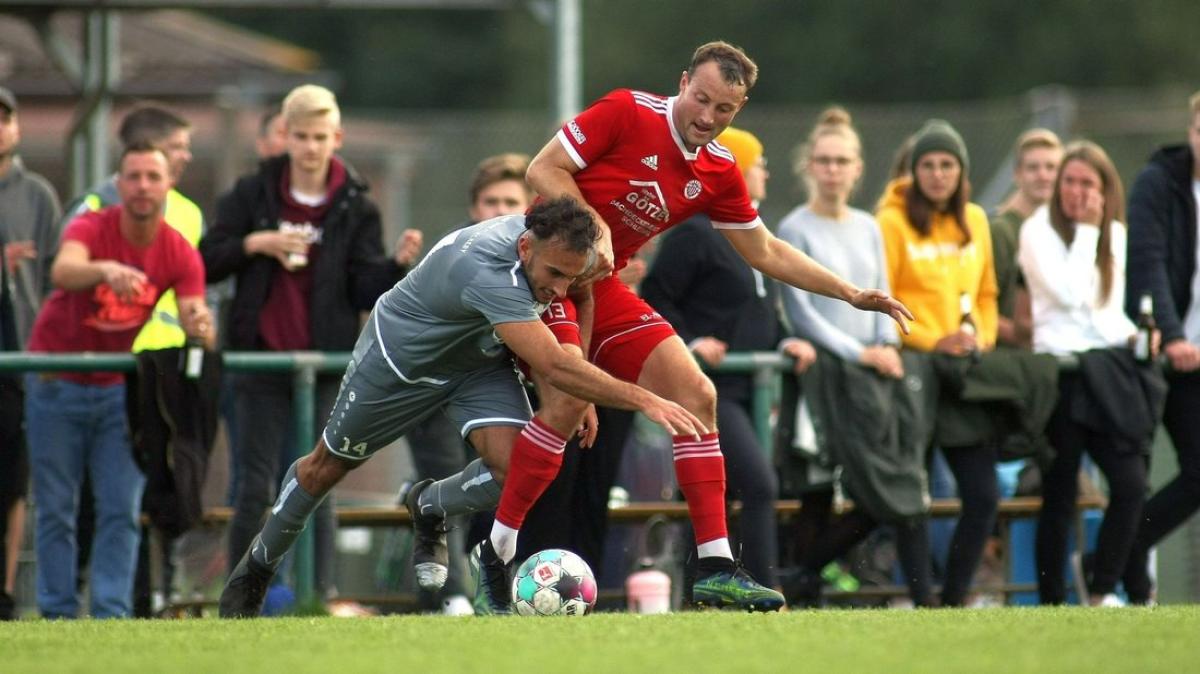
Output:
(219, 197), (706, 617)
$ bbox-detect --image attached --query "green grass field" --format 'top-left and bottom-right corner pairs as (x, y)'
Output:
(2, 607), (1195, 674)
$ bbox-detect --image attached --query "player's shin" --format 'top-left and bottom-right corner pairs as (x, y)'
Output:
(673, 433), (733, 560)
(252, 459), (325, 570)
(418, 458), (503, 517)
(492, 418), (568, 563)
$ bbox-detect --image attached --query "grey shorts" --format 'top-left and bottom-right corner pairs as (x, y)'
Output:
(322, 334), (532, 462)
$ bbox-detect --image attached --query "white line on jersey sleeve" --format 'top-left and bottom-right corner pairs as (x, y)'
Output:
(710, 216), (765, 230)
(706, 141), (736, 163)
(555, 129), (588, 170)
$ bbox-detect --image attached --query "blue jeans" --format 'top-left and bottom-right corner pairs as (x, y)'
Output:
(25, 375), (145, 618)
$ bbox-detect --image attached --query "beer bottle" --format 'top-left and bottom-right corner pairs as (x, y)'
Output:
(183, 335), (204, 380)
(959, 292), (980, 361)
(1134, 293), (1155, 363)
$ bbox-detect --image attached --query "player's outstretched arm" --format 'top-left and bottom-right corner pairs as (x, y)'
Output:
(51, 240), (147, 301)
(722, 224), (913, 334)
(496, 320), (708, 438)
(527, 139), (614, 281)
(846, 288), (913, 336)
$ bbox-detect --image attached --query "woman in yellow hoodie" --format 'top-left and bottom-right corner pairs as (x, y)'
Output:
(877, 119), (1000, 607)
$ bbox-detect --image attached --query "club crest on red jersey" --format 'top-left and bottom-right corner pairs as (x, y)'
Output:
(684, 179), (702, 200)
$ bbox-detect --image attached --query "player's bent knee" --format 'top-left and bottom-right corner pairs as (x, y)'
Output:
(480, 453), (508, 484)
(298, 439), (358, 495)
(673, 372), (716, 417)
(536, 395), (589, 436)
(469, 425), (520, 483)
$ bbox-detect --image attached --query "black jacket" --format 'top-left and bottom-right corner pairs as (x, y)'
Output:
(640, 215), (784, 401)
(1070, 348), (1167, 453)
(126, 348), (223, 538)
(1126, 144), (1198, 343)
(200, 156), (406, 351)
(932, 347), (1060, 461)
(791, 348), (938, 521)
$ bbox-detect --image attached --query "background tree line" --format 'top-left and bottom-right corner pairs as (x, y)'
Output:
(209, 0), (1200, 111)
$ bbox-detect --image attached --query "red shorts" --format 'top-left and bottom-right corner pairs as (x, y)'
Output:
(523, 276), (675, 383)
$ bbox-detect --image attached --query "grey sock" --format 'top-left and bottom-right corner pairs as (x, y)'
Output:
(417, 458), (502, 518)
(251, 459), (324, 570)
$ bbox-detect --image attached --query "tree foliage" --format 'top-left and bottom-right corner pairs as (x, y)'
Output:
(208, 0), (1200, 109)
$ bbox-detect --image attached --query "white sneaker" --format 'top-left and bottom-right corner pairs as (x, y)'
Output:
(442, 594), (474, 616)
(1091, 593), (1127, 608)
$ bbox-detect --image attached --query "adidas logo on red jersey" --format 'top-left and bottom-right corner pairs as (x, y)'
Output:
(641, 155), (659, 170)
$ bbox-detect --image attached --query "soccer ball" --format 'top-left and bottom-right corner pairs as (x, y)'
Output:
(511, 548), (597, 616)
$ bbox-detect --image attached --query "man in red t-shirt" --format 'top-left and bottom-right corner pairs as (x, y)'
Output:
(471, 41), (912, 611)
(24, 143), (210, 618)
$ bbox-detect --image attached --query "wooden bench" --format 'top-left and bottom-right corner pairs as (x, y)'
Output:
(175, 495), (1105, 610)
(198, 494), (1107, 528)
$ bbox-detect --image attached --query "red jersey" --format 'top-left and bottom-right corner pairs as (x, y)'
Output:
(28, 206), (206, 385)
(555, 88), (761, 271)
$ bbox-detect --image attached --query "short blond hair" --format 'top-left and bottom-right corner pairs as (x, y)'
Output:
(1013, 128), (1062, 165)
(282, 84), (341, 128)
(1190, 90), (1200, 118)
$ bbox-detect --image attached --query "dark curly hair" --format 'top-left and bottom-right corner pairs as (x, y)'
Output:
(119, 104), (190, 148)
(524, 197), (598, 254)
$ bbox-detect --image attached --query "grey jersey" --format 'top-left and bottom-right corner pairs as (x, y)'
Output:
(371, 215), (546, 385)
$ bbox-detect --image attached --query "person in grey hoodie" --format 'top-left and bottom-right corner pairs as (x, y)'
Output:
(0, 86), (61, 619)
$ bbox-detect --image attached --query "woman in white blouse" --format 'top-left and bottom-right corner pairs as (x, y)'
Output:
(1018, 140), (1156, 606)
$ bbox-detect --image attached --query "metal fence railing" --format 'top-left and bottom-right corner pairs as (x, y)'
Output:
(0, 351), (354, 605)
(0, 349), (788, 607)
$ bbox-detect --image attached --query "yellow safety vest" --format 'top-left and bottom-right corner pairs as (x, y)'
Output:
(132, 190), (204, 352)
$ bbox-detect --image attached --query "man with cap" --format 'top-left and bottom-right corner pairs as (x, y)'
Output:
(0, 86), (62, 619)
(641, 127), (816, 592)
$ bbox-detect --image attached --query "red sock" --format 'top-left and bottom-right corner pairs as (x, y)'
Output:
(495, 418), (568, 530)
(673, 433), (727, 544)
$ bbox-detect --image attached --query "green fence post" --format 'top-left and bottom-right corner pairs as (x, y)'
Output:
(752, 360), (776, 455)
(291, 353), (318, 607)
(703, 351), (784, 456)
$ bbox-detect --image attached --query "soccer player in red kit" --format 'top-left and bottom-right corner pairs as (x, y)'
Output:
(459, 41), (911, 612)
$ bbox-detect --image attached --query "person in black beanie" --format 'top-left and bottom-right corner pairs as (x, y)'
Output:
(876, 118), (1004, 607)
